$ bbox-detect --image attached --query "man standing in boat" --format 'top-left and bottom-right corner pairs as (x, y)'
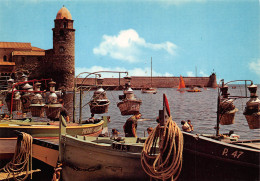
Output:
(58, 99), (70, 123)
(123, 113), (142, 137)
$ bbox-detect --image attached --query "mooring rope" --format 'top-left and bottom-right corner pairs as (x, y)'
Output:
(141, 117), (184, 181)
(0, 132), (33, 181)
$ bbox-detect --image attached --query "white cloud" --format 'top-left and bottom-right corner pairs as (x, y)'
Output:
(93, 29), (177, 63)
(76, 66), (173, 78)
(187, 71), (194, 77)
(158, 0), (206, 6)
(249, 59), (260, 76)
(199, 70), (208, 77)
(186, 70), (208, 77)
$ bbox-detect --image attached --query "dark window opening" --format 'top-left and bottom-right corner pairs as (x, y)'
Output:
(59, 46), (65, 53)
(3, 55), (7, 62)
(60, 30), (64, 37)
(63, 22), (67, 28)
(22, 57), (25, 63)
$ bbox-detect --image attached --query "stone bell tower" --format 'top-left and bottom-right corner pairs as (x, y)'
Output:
(51, 6), (75, 91)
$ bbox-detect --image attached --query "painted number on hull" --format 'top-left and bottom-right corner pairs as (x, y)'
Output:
(222, 148), (244, 159)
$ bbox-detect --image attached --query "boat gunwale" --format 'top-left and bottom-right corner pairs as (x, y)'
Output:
(61, 134), (144, 158)
(0, 120), (104, 129)
(183, 132), (260, 152)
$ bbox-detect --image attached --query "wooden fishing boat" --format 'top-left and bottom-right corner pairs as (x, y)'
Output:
(186, 86), (201, 92)
(182, 132), (260, 180)
(0, 119), (104, 138)
(141, 87), (157, 94)
(141, 57), (157, 94)
(59, 125), (260, 181)
(60, 135), (150, 181)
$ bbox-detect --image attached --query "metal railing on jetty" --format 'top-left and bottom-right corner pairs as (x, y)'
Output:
(73, 71), (128, 123)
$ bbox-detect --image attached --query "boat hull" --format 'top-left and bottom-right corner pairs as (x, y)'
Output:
(0, 121), (104, 138)
(141, 88), (157, 94)
(60, 136), (149, 181)
(181, 132), (260, 181)
(61, 132), (260, 181)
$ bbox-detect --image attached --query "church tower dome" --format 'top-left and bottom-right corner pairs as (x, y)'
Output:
(51, 6), (75, 91)
(56, 6), (72, 20)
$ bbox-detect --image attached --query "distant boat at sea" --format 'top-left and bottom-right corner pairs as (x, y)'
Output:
(141, 57), (157, 94)
(186, 86), (202, 92)
(177, 75), (186, 92)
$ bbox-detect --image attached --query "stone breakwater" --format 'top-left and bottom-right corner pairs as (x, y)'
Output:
(76, 73), (217, 89)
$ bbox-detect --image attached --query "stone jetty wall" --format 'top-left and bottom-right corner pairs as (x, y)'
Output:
(76, 73), (217, 89)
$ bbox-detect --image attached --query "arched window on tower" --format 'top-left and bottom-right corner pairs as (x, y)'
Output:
(59, 46), (65, 53)
(60, 30), (64, 37)
(63, 22), (67, 28)
(3, 55), (7, 62)
(59, 30), (65, 40)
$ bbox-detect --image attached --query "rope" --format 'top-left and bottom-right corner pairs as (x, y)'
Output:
(141, 117), (184, 181)
(0, 132), (33, 181)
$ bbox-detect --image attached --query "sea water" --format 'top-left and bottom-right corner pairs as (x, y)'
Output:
(75, 86), (260, 140)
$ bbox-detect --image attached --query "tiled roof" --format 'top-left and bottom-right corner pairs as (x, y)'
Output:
(0, 42), (32, 50)
(12, 51), (45, 56)
(0, 62), (15, 65)
(32, 46), (45, 51)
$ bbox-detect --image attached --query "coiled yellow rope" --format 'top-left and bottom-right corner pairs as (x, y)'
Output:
(1, 132), (33, 181)
(141, 117), (184, 181)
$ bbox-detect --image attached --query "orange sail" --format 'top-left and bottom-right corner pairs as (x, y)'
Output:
(177, 76), (186, 90)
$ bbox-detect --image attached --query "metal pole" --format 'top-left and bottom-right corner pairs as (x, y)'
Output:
(245, 80), (247, 98)
(216, 95), (220, 136)
(79, 87), (83, 124)
(151, 57), (152, 87)
(119, 73), (121, 86)
(73, 83), (76, 123)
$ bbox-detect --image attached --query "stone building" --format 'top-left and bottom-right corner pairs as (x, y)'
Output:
(0, 6), (75, 91)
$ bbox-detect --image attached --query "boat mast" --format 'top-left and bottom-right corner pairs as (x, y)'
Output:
(151, 57), (152, 88)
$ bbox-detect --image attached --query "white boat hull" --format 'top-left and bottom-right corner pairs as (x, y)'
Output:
(60, 135), (149, 181)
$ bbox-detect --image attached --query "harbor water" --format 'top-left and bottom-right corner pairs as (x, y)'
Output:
(74, 86), (260, 140)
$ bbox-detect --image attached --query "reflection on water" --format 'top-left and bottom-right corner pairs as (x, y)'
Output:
(74, 86), (260, 140)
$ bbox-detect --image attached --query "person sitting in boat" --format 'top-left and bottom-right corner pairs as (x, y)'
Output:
(110, 128), (122, 141)
(187, 120), (194, 131)
(58, 99), (70, 122)
(228, 130), (240, 141)
(147, 127), (153, 135)
(123, 113), (142, 137)
(87, 113), (95, 124)
(181, 120), (192, 133)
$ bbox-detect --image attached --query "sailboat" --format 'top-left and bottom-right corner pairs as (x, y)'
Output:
(141, 57), (157, 94)
(177, 75), (186, 92)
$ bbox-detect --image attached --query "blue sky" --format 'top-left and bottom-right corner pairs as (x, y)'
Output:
(1, 0), (259, 83)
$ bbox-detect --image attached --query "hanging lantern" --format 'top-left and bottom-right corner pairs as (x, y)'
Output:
(44, 81), (62, 120)
(19, 74), (33, 113)
(89, 78), (110, 114)
(219, 85), (238, 125)
(30, 82), (45, 117)
(243, 84), (260, 129)
(5, 79), (22, 112)
(117, 76), (142, 116)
